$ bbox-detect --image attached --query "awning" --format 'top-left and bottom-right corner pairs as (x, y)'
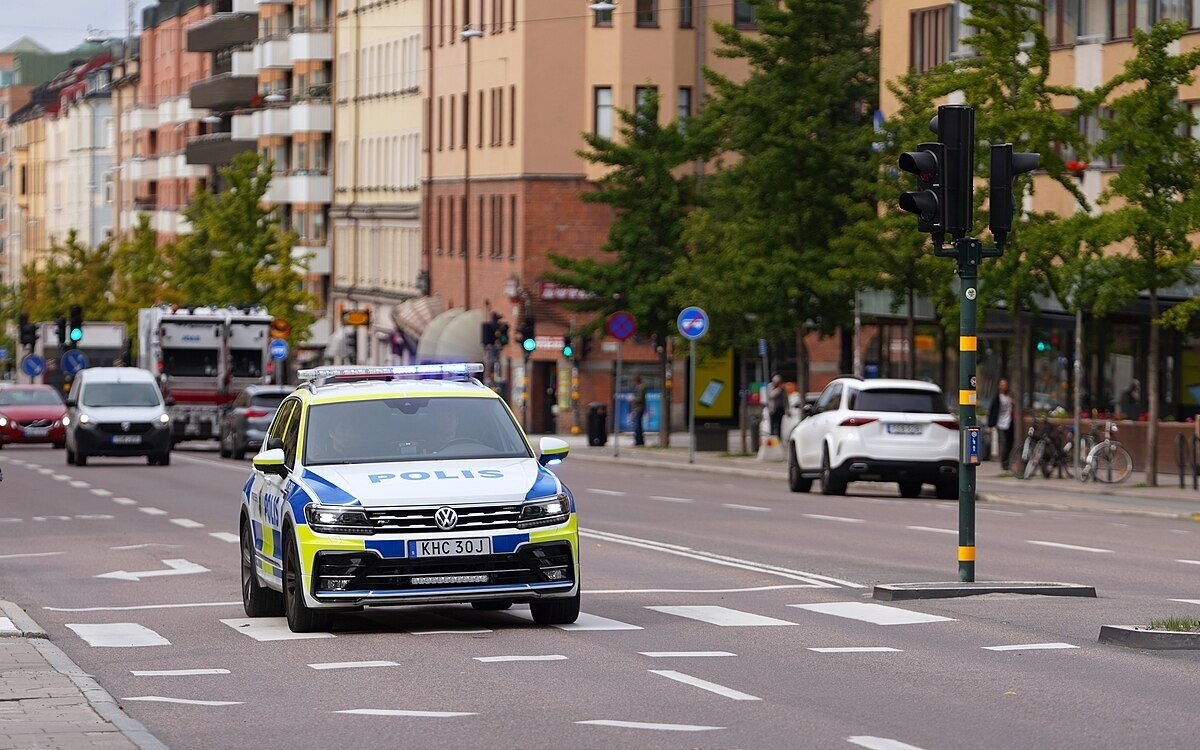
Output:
(392, 295), (443, 339)
(414, 308), (486, 363)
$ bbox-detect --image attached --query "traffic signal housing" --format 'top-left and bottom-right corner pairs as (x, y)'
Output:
(18, 313), (36, 348)
(562, 335), (574, 359)
(481, 318), (496, 347)
(933, 105), (975, 239)
(497, 321), (510, 346)
(67, 305), (84, 347)
(899, 142), (945, 245)
(989, 143), (1040, 252)
(517, 317), (536, 354)
(55, 317), (67, 347)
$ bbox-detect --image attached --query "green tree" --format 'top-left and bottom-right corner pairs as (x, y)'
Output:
(675, 0), (878, 392)
(19, 230), (116, 323)
(1083, 20), (1200, 485)
(109, 215), (178, 337)
(545, 91), (697, 445)
(174, 152), (316, 346)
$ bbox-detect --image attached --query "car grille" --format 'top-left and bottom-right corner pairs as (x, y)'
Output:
(314, 543), (574, 594)
(97, 422), (154, 435)
(363, 504), (522, 533)
(18, 419), (54, 428)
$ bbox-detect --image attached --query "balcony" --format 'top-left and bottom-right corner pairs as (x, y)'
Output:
(131, 198), (157, 212)
(291, 100), (331, 132)
(290, 30), (333, 61)
(187, 12), (257, 53)
(158, 154), (210, 181)
(231, 106), (290, 139)
(128, 158), (159, 181)
(231, 49), (257, 77)
(254, 38), (290, 70)
(185, 132), (256, 166)
(264, 172), (332, 205)
(232, 0), (257, 11)
(122, 107), (160, 132)
(190, 73), (257, 111)
(159, 97), (201, 126)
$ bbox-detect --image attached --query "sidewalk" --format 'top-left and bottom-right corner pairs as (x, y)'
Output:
(0, 601), (164, 750)
(560, 431), (1200, 521)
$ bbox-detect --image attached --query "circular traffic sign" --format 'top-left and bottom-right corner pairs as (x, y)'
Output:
(270, 318), (291, 339)
(607, 311), (636, 342)
(676, 306), (709, 340)
(269, 339), (289, 360)
(20, 354), (46, 378)
(61, 349), (89, 376)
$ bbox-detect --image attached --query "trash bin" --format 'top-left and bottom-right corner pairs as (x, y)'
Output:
(587, 402), (608, 447)
(695, 423), (729, 452)
(750, 415), (762, 453)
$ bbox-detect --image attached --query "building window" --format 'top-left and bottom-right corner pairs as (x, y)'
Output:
(734, 0), (757, 27)
(1043, 0), (1082, 46)
(478, 195), (485, 258)
(680, 0), (693, 27)
(460, 196), (468, 256)
(594, 4), (613, 26)
(1109, 0), (1167, 37)
(509, 85), (516, 145)
(594, 86), (614, 138)
(911, 5), (950, 73)
(636, 0), (658, 27)
(509, 194), (517, 259)
(677, 86), (692, 122)
(635, 85), (657, 109)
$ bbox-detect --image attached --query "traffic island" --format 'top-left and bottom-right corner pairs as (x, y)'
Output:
(873, 581), (1097, 601)
(1099, 624), (1200, 650)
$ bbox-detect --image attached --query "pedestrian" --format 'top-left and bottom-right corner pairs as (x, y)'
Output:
(987, 376), (1014, 471)
(1121, 379), (1141, 420)
(768, 374), (786, 439)
(632, 375), (648, 446)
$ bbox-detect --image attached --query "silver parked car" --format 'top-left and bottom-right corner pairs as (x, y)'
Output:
(219, 385), (291, 460)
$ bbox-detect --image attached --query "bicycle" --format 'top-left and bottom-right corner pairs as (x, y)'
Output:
(1018, 418), (1076, 479)
(1078, 420), (1133, 483)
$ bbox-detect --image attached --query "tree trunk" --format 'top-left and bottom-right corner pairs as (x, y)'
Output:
(1147, 289), (1159, 486)
(659, 340), (671, 448)
(1010, 300), (1025, 469)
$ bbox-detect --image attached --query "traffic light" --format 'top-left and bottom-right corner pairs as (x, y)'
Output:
(562, 335), (574, 359)
(18, 313), (36, 348)
(517, 317), (536, 354)
(497, 321), (510, 346)
(899, 142), (945, 244)
(481, 319), (496, 347)
(55, 317), (67, 347)
(1036, 339), (1050, 353)
(932, 105), (975, 239)
(989, 143), (1040, 252)
(68, 305), (84, 347)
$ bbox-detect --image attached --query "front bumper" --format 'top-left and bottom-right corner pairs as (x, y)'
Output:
(74, 424), (171, 456)
(0, 423), (66, 445)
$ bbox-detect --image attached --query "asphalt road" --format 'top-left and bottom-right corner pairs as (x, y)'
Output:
(1, 443), (1198, 750)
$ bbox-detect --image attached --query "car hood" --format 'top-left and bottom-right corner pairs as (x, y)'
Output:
(0, 405), (66, 420)
(77, 406), (166, 421)
(299, 457), (559, 508)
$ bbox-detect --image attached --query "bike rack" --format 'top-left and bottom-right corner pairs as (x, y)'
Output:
(1175, 433), (1199, 490)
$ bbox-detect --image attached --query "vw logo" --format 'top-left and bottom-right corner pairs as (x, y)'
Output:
(121, 422), (131, 432)
(434, 506), (458, 531)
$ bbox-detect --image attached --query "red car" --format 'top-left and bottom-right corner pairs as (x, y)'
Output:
(0, 384), (68, 448)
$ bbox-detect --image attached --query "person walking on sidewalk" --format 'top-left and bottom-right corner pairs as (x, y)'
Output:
(987, 377), (1015, 471)
(632, 375), (648, 446)
(768, 375), (787, 439)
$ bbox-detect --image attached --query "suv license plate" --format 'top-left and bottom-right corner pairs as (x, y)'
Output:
(415, 538), (492, 558)
(887, 423), (923, 435)
(111, 435), (141, 445)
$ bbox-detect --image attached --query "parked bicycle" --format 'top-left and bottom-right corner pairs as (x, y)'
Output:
(1017, 417), (1077, 479)
(1078, 420), (1133, 483)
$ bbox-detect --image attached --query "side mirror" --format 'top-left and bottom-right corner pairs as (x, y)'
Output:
(253, 447), (288, 477)
(265, 436), (285, 452)
(537, 436), (570, 466)
(65, 398), (77, 408)
(803, 403), (815, 416)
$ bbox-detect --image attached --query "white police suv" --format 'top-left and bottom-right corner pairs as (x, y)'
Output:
(239, 364), (579, 633)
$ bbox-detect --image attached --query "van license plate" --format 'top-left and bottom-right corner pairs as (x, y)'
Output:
(111, 435), (141, 445)
(415, 538), (491, 557)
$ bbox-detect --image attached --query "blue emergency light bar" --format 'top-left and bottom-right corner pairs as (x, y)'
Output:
(298, 363), (485, 383)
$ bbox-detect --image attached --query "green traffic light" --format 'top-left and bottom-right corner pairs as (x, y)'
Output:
(563, 345), (574, 358)
(1036, 341), (1049, 352)
(522, 337), (536, 353)
(69, 328), (83, 342)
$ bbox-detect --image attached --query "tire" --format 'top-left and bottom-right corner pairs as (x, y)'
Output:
(66, 446), (75, 465)
(241, 517), (283, 617)
(1022, 440), (1045, 480)
(820, 448), (847, 496)
(1092, 444), (1133, 484)
(528, 590), (581, 625)
(75, 450), (87, 467)
(232, 439), (246, 461)
(283, 533), (333, 633)
(156, 452), (170, 466)
(787, 446), (813, 493)
(898, 480), (922, 498)
(935, 478), (957, 500)
(471, 600), (513, 611)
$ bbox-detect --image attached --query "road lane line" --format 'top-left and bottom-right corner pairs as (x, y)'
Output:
(337, 709), (476, 718)
(647, 605), (794, 627)
(590, 584), (816, 594)
(221, 618), (335, 641)
(577, 719), (723, 732)
(210, 532), (240, 543)
(649, 495), (694, 503)
(308, 661), (401, 670)
(723, 503), (771, 512)
(649, 670), (760, 701)
(505, 611), (642, 631)
(90, 488), (112, 496)
(581, 528), (864, 588)
(809, 647), (903, 653)
(791, 602), (955, 625)
(138, 507), (168, 516)
(1028, 540), (1113, 554)
(52, 474), (71, 481)
(979, 508), (1024, 516)
(0, 551), (64, 560)
(112, 497), (137, 505)
(849, 737), (927, 750)
(1169, 598), (1200, 605)
(68, 480), (89, 488)
(588, 488), (627, 496)
(906, 526), (956, 535)
(1176, 559), (1200, 566)
(983, 643), (1078, 651)
(0, 518), (22, 523)
(473, 655), (568, 663)
(640, 651), (736, 658)
(124, 696), (241, 706)
(170, 518), (205, 528)
(67, 623), (170, 647)
(131, 669), (231, 676)
(109, 544), (181, 550)
(75, 514), (114, 520)
(47, 601), (240, 612)
(803, 514), (865, 523)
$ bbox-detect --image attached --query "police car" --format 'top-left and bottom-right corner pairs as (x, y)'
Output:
(238, 363), (579, 633)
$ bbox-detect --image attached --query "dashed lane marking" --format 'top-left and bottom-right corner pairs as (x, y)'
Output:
(791, 602), (955, 626)
(803, 514), (865, 523)
(0, 551), (65, 560)
(112, 497), (137, 505)
(590, 584), (816, 594)
(647, 605), (794, 628)
(67, 623), (171, 647)
(170, 518), (205, 528)
(47, 601), (239, 612)
(723, 503), (771, 512)
(68, 480), (89, 488)
(52, 474), (71, 481)
(220, 617), (335, 641)
(983, 643), (1078, 651)
(1176, 559), (1200, 566)
(131, 669), (231, 676)
(648, 670), (760, 701)
(809, 647), (903, 653)
(210, 532), (240, 543)
(138, 507), (168, 516)
(473, 655), (568, 663)
(308, 661), (400, 670)
(649, 495), (694, 504)
(336, 709), (476, 718)
(577, 719), (723, 732)
(1169, 598), (1200, 605)
(639, 651), (736, 658)
(906, 525), (956, 535)
(124, 696), (242, 706)
(1028, 540), (1113, 554)
(848, 737), (927, 750)
(978, 508), (1023, 516)
(90, 488), (112, 497)
(505, 611), (642, 631)
(588, 488), (627, 496)
(110, 544), (181, 550)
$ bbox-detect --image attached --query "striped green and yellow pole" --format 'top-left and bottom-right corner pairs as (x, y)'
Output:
(956, 237), (983, 582)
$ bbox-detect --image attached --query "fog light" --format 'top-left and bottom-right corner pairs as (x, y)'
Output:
(545, 568), (566, 581)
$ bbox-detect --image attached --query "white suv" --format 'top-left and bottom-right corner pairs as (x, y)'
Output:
(787, 376), (958, 499)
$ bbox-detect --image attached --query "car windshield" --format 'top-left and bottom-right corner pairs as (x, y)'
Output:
(852, 388), (949, 414)
(0, 389), (63, 406)
(80, 383), (162, 408)
(305, 396), (531, 465)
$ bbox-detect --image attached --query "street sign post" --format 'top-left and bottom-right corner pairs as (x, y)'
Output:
(20, 354), (46, 381)
(607, 311), (636, 458)
(61, 349), (89, 376)
(677, 307), (710, 464)
(269, 339), (289, 360)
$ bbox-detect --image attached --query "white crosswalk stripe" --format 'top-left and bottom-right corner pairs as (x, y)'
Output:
(220, 617), (335, 641)
(67, 623), (170, 647)
(647, 605), (794, 627)
(505, 611), (642, 631)
(790, 602), (955, 625)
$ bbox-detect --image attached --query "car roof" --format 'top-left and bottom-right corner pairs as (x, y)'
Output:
(300, 377), (497, 405)
(76, 367), (157, 383)
(835, 377), (943, 392)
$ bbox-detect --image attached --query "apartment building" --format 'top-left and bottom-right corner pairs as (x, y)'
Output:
(330, 0), (424, 365)
(881, 0), (1200, 418)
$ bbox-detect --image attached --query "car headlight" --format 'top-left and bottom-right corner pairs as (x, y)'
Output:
(517, 494), (570, 529)
(158, 413), (170, 424)
(61, 416), (70, 426)
(78, 414), (91, 425)
(0, 416), (8, 427)
(304, 504), (375, 535)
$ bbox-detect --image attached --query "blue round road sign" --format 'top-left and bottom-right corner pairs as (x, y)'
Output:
(270, 339), (289, 360)
(61, 349), (89, 376)
(677, 306), (709, 340)
(606, 311), (636, 342)
(20, 354), (46, 378)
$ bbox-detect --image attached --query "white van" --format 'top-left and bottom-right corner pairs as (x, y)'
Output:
(64, 367), (172, 466)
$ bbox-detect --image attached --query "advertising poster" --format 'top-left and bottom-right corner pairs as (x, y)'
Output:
(694, 348), (735, 420)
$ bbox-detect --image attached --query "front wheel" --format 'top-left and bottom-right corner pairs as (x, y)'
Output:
(1021, 440), (1045, 480)
(787, 446), (812, 493)
(1091, 444), (1134, 484)
(898, 480), (922, 499)
(528, 590), (580, 625)
(283, 533), (334, 633)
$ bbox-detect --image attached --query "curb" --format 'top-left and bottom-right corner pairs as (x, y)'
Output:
(874, 581), (1097, 601)
(1098, 624), (1200, 650)
(0, 600), (169, 750)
